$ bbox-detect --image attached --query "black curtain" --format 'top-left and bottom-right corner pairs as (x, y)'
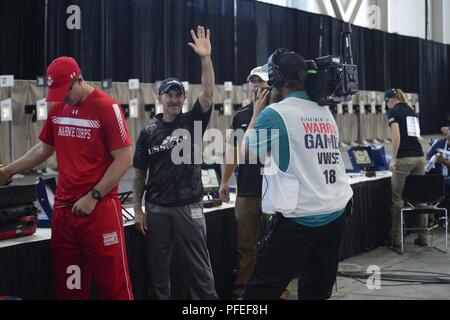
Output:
(0, 0), (46, 79)
(254, 2), (323, 63)
(45, 0), (103, 82)
(153, 0), (235, 83)
(252, 1), (449, 134)
(448, 49), (450, 126)
(1, 0), (449, 132)
(418, 40), (450, 133)
(0, 0), (235, 83)
(235, 0), (257, 83)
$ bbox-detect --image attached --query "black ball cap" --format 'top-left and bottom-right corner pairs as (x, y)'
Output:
(384, 88), (397, 101)
(158, 78), (186, 96)
(276, 49), (307, 81)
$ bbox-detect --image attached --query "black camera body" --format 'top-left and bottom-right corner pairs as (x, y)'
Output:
(306, 24), (359, 106)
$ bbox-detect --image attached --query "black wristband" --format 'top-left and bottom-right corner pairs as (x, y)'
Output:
(91, 189), (102, 201)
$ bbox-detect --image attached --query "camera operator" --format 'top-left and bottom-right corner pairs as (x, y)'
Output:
(385, 88), (428, 247)
(241, 49), (353, 300)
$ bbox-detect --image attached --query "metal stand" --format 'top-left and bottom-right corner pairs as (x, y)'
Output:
(8, 87), (13, 163)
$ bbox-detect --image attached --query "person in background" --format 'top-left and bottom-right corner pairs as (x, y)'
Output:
(219, 65), (268, 298)
(385, 88), (428, 247)
(220, 65), (295, 300)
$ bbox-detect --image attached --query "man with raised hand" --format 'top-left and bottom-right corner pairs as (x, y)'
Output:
(132, 26), (217, 300)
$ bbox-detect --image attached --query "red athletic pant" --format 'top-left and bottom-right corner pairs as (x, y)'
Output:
(51, 197), (134, 300)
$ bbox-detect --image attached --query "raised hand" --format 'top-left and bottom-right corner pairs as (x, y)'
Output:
(188, 25), (211, 57)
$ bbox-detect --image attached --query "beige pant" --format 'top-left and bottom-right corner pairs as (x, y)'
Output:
(232, 196), (263, 297)
(391, 157), (428, 244)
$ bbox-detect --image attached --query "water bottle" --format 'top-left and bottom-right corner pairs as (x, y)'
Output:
(425, 154), (438, 173)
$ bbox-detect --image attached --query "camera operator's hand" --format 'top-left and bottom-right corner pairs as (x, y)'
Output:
(254, 88), (271, 116)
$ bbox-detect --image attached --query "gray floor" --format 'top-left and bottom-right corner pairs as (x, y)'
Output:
(286, 231), (450, 300)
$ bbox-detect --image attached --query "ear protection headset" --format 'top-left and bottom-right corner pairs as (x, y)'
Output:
(268, 48), (293, 89)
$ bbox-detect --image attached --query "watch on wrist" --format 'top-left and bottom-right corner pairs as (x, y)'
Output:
(91, 189), (102, 201)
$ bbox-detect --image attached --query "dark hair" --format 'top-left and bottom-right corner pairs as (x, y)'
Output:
(284, 69), (307, 91)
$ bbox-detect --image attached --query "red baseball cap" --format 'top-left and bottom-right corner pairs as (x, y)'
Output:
(46, 56), (80, 102)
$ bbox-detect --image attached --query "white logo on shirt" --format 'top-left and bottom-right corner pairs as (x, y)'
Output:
(148, 134), (187, 155)
(58, 126), (91, 139)
(103, 232), (119, 246)
(112, 104), (127, 143)
(406, 116), (421, 138)
(52, 117), (99, 140)
(191, 208), (203, 219)
(52, 117), (100, 128)
(47, 76), (54, 87)
(72, 109), (79, 115)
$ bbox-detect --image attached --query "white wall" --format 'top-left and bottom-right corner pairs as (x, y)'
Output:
(388, 0), (426, 39)
(257, 0), (340, 18)
(257, 0), (450, 44)
(443, 0), (450, 44)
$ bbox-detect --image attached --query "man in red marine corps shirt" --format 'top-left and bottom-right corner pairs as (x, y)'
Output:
(0, 56), (134, 300)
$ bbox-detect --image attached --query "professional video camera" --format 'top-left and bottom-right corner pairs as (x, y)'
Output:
(306, 23), (359, 106)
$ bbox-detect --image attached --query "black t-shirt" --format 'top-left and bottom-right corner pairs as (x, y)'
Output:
(387, 102), (424, 158)
(133, 100), (212, 206)
(229, 103), (263, 197)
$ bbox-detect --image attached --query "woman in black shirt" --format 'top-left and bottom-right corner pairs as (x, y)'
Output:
(385, 88), (427, 248)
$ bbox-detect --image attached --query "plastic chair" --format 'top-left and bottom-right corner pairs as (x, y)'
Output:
(399, 174), (448, 254)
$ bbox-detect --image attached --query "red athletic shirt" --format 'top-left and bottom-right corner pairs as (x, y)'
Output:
(39, 88), (131, 205)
